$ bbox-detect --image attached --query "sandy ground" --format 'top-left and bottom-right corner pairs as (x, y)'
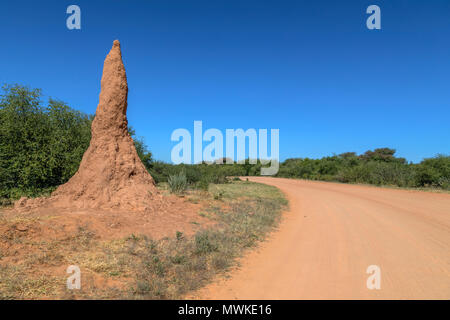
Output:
(194, 177), (450, 299)
(1, 193), (212, 243)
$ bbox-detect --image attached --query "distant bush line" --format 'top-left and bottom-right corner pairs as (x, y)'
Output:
(277, 150), (449, 190)
(1, 84), (449, 201)
(151, 150), (450, 191)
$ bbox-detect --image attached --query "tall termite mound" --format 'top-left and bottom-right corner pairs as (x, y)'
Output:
(49, 40), (158, 210)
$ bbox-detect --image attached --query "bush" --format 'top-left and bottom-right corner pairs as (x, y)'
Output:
(0, 85), (92, 199)
(168, 170), (188, 194)
(196, 178), (210, 191)
(414, 155), (450, 188)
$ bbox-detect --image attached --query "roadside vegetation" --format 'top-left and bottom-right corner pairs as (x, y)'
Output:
(0, 180), (287, 299)
(1, 84), (449, 206)
(277, 149), (450, 190)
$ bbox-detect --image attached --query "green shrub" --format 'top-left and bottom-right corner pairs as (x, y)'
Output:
(414, 155), (450, 188)
(0, 85), (91, 199)
(213, 191), (224, 200)
(196, 178), (210, 191)
(168, 170), (188, 194)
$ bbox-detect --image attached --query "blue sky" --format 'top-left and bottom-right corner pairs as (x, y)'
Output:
(1, 0), (449, 163)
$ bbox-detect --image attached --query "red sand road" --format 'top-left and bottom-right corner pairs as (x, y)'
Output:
(195, 177), (450, 299)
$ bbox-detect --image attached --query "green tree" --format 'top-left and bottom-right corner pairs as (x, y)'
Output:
(0, 84), (91, 198)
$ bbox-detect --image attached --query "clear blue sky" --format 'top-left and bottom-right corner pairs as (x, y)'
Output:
(1, 0), (449, 163)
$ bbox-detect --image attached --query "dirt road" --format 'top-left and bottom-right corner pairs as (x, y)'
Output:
(196, 177), (450, 299)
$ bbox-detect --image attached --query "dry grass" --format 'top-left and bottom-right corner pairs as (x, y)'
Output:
(0, 181), (286, 299)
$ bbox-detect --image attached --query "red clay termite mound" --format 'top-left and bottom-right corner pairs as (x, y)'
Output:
(17, 40), (159, 211)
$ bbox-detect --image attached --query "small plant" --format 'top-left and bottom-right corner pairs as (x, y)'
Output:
(176, 231), (183, 241)
(197, 178), (210, 191)
(195, 232), (218, 254)
(136, 280), (151, 294)
(168, 170), (188, 194)
(170, 254), (186, 264)
(128, 233), (139, 241)
(214, 191), (224, 200)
